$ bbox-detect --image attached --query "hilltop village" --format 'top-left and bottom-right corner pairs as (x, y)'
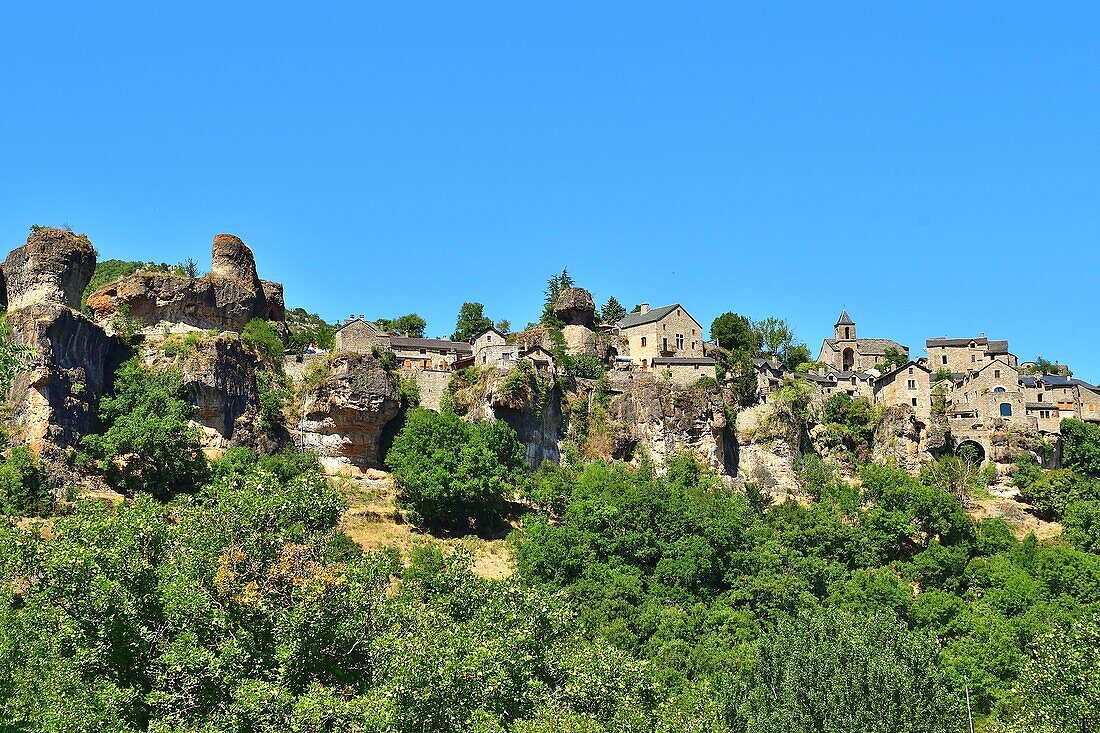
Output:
(1, 226), (1095, 495)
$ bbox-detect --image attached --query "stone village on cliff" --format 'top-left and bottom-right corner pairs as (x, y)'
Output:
(4, 227), (1096, 494)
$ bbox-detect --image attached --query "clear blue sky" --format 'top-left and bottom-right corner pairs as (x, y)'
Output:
(2, 3), (1098, 378)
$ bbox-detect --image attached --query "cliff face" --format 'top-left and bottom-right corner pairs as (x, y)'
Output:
(2, 230), (127, 471)
(86, 234), (286, 335)
(295, 353), (404, 474)
(449, 365), (733, 473)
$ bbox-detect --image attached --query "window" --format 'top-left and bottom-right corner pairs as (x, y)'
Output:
(641, 337), (647, 347)
(994, 369), (1000, 378)
(420, 348), (426, 355)
(908, 367), (914, 374)
(1000, 403), (1013, 417)
(502, 353), (511, 362)
(662, 337), (668, 352)
(942, 355), (948, 365)
(676, 334), (684, 350)
(993, 386), (1006, 393)
(692, 341), (697, 350)
(1037, 394), (1043, 402)
(844, 327), (850, 338)
(907, 379), (916, 390)
(404, 360), (412, 368)
(971, 354), (976, 363)
(911, 398), (918, 406)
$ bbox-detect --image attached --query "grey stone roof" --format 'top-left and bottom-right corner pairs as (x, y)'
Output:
(987, 340), (1010, 354)
(822, 337), (907, 356)
(926, 336), (989, 347)
(652, 357), (717, 366)
(835, 309), (855, 326)
(876, 360), (931, 381)
(389, 336), (473, 354)
(616, 304), (682, 329)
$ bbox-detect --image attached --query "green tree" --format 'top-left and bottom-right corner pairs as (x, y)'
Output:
(79, 358), (209, 499)
(241, 318), (285, 362)
(540, 269), (575, 325)
(385, 408), (526, 529)
(1061, 418), (1100, 478)
(0, 446), (51, 517)
(377, 313), (427, 337)
(749, 608), (963, 733)
(599, 297), (627, 326)
(709, 312), (758, 352)
(882, 346), (909, 371)
(452, 302), (495, 342)
(0, 317), (33, 395)
(1063, 500), (1100, 553)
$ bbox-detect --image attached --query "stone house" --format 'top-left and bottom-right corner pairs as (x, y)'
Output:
(754, 358), (786, 402)
(873, 361), (934, 423)
(390, 336), (472, 371)
(818, 311), (908, 372)
(954, 359), (1036, 432)
(616, 303), (708, 369)
(926, 335), (1017, 376)
(334, 317), (388, 353)
(810, 369), (876, 400)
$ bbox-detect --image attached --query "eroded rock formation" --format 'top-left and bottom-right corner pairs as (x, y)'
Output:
(2, 227), (96, 311)
(553, 287), (597, 328)
(86, 234), (286, 335)
(295, 353), (404, 474)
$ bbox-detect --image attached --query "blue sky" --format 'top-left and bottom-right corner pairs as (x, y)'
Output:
(2, 3), (1098, 378)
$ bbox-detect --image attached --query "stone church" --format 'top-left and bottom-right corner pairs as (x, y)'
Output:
(817, 310), (909, 373)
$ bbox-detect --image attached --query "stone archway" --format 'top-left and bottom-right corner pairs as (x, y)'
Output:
(956, 439), (986, 464)
(842, 347), (855, 372)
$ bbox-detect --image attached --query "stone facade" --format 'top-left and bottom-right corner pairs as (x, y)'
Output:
(334, 317), (471, 371)
(616, 303), (707, 368)
(651, 357), (717, 386)
(926, 336), (1018, 375)
(873, 361), (934, 424)
(334, 318), (388, 354)
(818, 310), (908, 373)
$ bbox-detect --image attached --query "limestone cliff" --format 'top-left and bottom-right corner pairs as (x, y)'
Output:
(294, 353), (404, 474)
(2, 229), (127, 473)
(86, 234), (286, 335)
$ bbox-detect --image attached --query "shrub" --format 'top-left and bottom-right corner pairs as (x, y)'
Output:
(398, 374), (421, 407)
(0, 446), (52, 516)
(79, 358), (208, 499)
(560, 354), (604, 380)
(385, 408), (526, 529)
(240, 319), (285, 362)
(1061, 418), (1100, 478)
(1018, 468), (1099, 520)
(255, 368), (290, 433)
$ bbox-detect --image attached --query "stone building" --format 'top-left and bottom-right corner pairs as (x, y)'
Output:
(616, 303), (709, 369)
(333, 317), (471, 370)
(873, 361), (934, 423)
(652, 356), (717, 385)
(334, 317), (388, 353)
(808, 369), (876, 400)
(926, 335), (1017, 376)
(817, 310), (908, 372)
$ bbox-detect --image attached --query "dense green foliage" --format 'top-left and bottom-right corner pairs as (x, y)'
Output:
(710, 312), (759, 352)
(386, 408), (526, 528)
(0, 316), (33, 396)
(80, 358), (209, 499)
(241, 318), (286, 361)
(1061, 418), (1100, 478)
(0, 446), (51, 517)
(452, 302), (495, 342)
(517, 455), (1100, 729)
(540, 268), (574, 326)
(285, 307), (335, 352)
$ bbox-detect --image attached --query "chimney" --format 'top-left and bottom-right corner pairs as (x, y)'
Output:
(639, 303), (650, 314)
(359, 314), (365, 320)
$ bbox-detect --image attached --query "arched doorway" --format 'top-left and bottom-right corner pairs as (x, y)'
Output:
(956, 440), (986, 464)
(842, 347), (855, 372)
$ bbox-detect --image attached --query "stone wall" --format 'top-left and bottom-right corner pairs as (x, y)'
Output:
(874, 364), (934, 423)
(621, 307), (705, 364)
(413, 369), (451, 411)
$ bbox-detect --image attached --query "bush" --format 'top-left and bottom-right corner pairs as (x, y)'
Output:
(560, 354), (604, 380)
(1018, 469), (1100, 520)
(79, 358), (209, 499)
(398, 374), (421, 407)
(240, 319), (285, 362)
(385, 409), (526, 529)
(0, 446), (52, 516)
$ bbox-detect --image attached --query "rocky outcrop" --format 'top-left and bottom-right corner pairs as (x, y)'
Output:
(296, 353), (404, 474)
(553, 287), (597, 328)
(2, 228), (96, 311)
(604, 371), (733, 472)
(871, 405), (946, 473)
(458, 364), (564, 466)
(734, 403), (800, 493)
(86, 234), (285, 336)
(143, 334), (277, 454)
(5, 303), (127, 460)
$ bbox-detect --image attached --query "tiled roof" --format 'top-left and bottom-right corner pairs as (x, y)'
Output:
(926, 336), (989, 347)
(652, 357), (717, 366)
(617, 304), (683, 329)
(835, 309), (855, 326)
(822, 338), (907, 356)
(390, 336), (472, 353)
